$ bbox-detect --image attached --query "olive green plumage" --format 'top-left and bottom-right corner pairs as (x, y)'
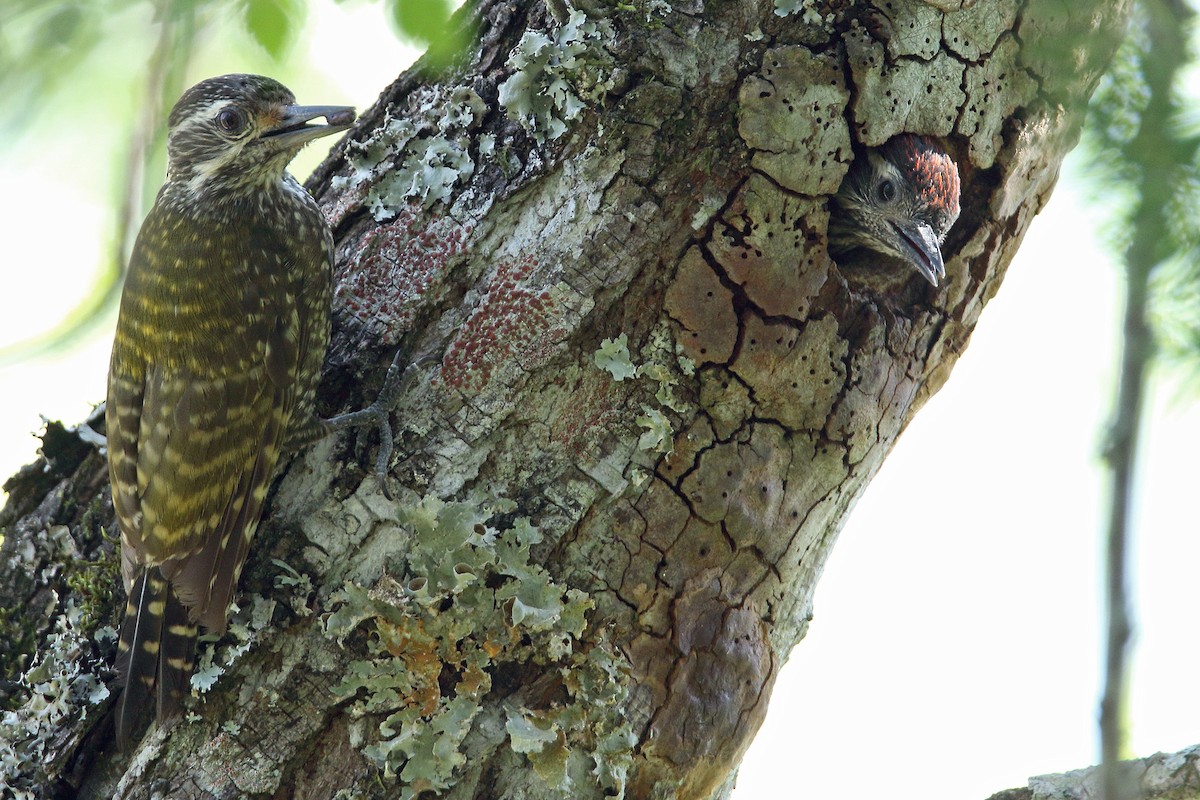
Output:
(108, 74), (353, 748)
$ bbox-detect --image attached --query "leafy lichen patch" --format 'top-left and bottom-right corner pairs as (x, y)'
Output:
(323, 495), (634, 797)
(333, 85), (489, 220)
(498, 10), (617, 145)
(0, 598), (110, 797)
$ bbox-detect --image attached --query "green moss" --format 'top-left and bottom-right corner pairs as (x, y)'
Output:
(63, 554), (118, 634)
(0, 605), (37, 711)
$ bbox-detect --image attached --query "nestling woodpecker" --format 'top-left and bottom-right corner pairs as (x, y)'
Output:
(107, 74), (357, 748)
(828, 134), (961, 288)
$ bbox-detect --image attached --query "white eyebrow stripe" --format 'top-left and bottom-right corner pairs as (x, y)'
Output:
(178, 98), (232, 129)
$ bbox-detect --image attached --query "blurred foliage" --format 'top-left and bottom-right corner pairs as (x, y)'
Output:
(1081, 1), (1196, 793)
(244, 0), (306, 59)
(0, 0), (467, 363)
(1083, 0), (1200, 387)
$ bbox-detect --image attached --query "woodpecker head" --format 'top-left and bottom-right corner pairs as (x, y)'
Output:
(828, 134), (961, 288)
(165, 74), (355, 195)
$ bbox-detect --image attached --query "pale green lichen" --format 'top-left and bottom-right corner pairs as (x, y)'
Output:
(0, 598), (109, 798)
(594, 334), (636, 381)
(498, 10), (616, 144)
(503, 643), (635, 797)
(324, 494), (633, 798)
(773, 0), (834, 29)
(645, 0), (673, 19)
(367, 133), (475, 217)
(190, 595), (279, 695)
(595, 325), (694, 454)
(635, 406), (673, 453)
(637, 327), (691, 414)
(271, 558), (316, 618)
(333, 85), (488, 220)
(610, 0), (673, 25)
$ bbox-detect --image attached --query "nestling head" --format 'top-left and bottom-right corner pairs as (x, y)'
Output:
(828, 134), (960, 288)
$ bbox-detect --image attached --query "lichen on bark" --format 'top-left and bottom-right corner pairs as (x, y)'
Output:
(0, 0), (1132, 798)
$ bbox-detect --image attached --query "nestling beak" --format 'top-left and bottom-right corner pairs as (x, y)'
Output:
(889, 220), (946, 287)
(260, 104), (356, 147)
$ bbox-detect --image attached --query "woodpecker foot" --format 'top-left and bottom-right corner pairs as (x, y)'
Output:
(325, 350), (431, 497)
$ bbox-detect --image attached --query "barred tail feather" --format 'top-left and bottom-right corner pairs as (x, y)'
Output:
(158, 590), (197, 721)
(114, 568), (196, 750)
(114, 569), (165, 750)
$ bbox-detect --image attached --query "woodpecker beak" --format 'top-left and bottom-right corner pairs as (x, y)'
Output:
(260, 104), (356, 147)
(890, 220), (946, 288)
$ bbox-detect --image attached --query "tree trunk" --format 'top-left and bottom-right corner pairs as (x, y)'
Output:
(0, 1), (1130, 798)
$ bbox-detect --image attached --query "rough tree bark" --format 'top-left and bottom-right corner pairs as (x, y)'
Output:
(0, 0), (1131, 798)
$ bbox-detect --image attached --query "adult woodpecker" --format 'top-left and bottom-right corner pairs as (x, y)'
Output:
(828, 134), (961, 288)
(107, 74), (370, 748)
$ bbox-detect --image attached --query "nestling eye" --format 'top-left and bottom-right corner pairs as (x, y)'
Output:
(876, 178), (897, 203)
(215, 107), (246, 135)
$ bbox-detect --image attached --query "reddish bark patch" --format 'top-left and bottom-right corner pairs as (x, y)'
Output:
(440, 256), (562, 392)
(335, 207), (472, 344)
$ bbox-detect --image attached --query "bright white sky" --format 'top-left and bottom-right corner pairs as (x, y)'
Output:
(0, 3), (1197, 797)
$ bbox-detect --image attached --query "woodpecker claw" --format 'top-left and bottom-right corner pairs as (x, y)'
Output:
(325, 350), (434, 497)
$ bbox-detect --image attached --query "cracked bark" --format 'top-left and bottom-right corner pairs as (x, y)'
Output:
(0, 1), (1131, 798)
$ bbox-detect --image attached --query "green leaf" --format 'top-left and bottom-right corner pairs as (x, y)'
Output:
(387, 0), (451, 44)
(243, 0), (302, 61)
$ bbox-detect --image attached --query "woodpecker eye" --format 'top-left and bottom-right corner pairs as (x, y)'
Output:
(876, 179), (897, 203)
(215, 107), (247, 135)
